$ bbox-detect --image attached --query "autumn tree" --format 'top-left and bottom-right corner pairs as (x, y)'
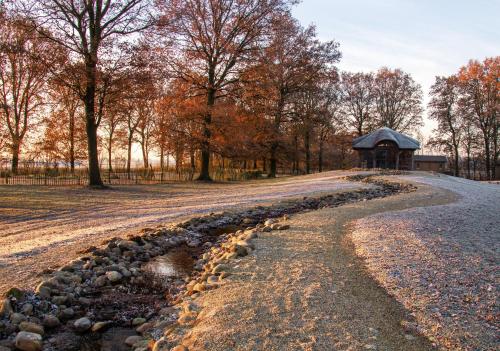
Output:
(428, 75), (463, 176)
(0, 15), (62, 173)
(458, 57), (499, 179)
(161, 0), (292, 180)
(373, 67), (423, 133)
(252, 14), (340, 177)
(339, 72), (375, 137)
(22, 0), (156, 186)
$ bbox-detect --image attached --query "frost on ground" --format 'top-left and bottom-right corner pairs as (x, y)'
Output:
(0, 171), (367, 294)
(351, 174), (500, 351)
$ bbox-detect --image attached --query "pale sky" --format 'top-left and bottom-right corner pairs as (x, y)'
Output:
(292, 0), (500, 137)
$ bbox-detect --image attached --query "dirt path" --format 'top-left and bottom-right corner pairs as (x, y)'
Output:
(0, 171), (366, 295)
(177, 181), (458, 350)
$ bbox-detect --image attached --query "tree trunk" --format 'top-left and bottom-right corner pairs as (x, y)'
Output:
(11, 138), (20, 174)
(127, 136), (133, 179)
(304, 130), (311, 174)
(141, 142), (148, 169)
(262, 157), (266, 172)
(160, 146), (164, 182)
(453, 144), (459, 177)
(318, 139), (324, 173)
(108, 140), (113, 172)
(198, 88), (215, 181)
(84, 60), (103, 186)
(69, 112), (75, 173)
(269, 143), (278, 178)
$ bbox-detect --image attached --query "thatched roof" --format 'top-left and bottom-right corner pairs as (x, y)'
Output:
(352, 127), (420, 150)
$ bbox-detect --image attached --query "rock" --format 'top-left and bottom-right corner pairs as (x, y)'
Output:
(14, 331), (42, 351)
(152, 337), (172, 351)
(10, 313), (27, 325)
(212, 264), (228, 274)
(59, 308), (75, 320)
(219, 272), (231, 280)
(132, 317), (146, 326)
(278, 224), (290, 230)
(135, 322), (153, 334)
(0, 346), (12, 351)
(105, 271), (123, 283)
(0, 299), (13, 318)
(4, 287), (24, 300)
(262, 226), (272, 232)
(206, 276), (218, 285)
(73, 317), (92, 332)
(264, 218), (278, 226)
(42, 315), (60, 329)
(124, 335), (143, 347)
(171, 346), (188, 351)
(177, 312), (197, 326)
(91, 321), (112, 332)
(37, 286), (51, 300)
(51, 295), (68, 305)
(78, 297), (92, 306)
(21, 303), (33, 316)
(19, 322), (44, 336)
(117, 240), (138, 251)
(192, 283), (205, 292)
(93, 275), (108, 287)
(232, 244), (248, 257)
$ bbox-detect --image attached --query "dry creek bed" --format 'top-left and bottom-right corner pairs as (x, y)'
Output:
(0, 175), (415, 351)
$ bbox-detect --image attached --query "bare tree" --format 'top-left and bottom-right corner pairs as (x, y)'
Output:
(373, 67), (424, 133)
(339, 71), (375, 137)
(21, 0), (156, 185)
(428, 75), (463, 176)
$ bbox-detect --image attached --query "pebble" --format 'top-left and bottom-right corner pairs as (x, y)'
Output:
(132, 317), (146, 326)
(10, 312), (27, 325)
(91, 321), (112, 332)
(15, 331), (43, 351)
(73, 317), (92, 332)
(19, 321), (44, 336)
(105, 271), (123, 283)
(0, 299), (13, 317)
(42, 315), (60, 328)
(124, 335), (143, 346)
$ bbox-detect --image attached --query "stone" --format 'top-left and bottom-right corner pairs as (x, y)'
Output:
(152, 337), (172, 351)
(10, 313), (27, 325)
(93, 275), (108, 287)
(211, 264), (228, 274)
(117, 240), (138, 251)
(105, 271), (123, 283)
(132, 317), (146, 326)
(19, 322), (44, 336)
(262, 226), (272, 232)
(4, 287), (24, 300)
(42, 315), (60, 328)
(206, 276), (218, 285)
(232, 244), (248, 257)
(73, 317), (92, 332)
(15, 331), (42, 351)
(264, 218), (278, 226)
(219, 272), (231, 280)
(91, 321), (112, 332)
(37, 286), (51, 300)
(171, 346), (188, 351)
(51, 295), (68, 305)
(0, 299), (13, 318)
(0, 346), (11, 351)
(192, 283), (205, 292)
(124, 335), (143, 347)
(177, 312), (197, 326)
(135, 322), (153, 334)
(59, 308), (75, 320)
(21, 303), (34, 315)
(278, 224), (290, 230)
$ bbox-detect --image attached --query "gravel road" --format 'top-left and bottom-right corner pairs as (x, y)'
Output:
(175, 180), (456, 351)
(0, 171), (365, 295)
(351, 173), (500, 350)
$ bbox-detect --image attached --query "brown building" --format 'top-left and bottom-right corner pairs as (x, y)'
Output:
(352, 127), (420, 170)
(414, 155), (448, 172)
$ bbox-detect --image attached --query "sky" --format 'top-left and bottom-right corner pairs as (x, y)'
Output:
(292, 0), (500, 138)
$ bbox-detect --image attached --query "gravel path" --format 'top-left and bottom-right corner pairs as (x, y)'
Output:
(0, 171), (366, 295)
(173, 181), (456, 350)
(351, 174), (500, 350)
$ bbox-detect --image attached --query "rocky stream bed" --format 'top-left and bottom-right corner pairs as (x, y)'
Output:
(0, 175), (415, 351)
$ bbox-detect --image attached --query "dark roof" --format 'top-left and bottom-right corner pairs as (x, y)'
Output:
(352, 127), (420, 150)
(414, 155), (447, 162)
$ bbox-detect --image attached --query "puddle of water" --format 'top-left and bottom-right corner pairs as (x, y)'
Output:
(143, 246), (196, 278)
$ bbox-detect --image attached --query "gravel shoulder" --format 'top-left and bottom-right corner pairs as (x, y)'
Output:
(351, 173), (500, 351)
(174, 179), (457, 350)
(0, 171), (367, 296)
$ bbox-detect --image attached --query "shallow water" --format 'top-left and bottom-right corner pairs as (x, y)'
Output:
(143, 246), (196, 278)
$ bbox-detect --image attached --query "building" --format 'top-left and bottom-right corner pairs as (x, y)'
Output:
(352, 127), (420, 170)
(414, 155), (448, 172)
